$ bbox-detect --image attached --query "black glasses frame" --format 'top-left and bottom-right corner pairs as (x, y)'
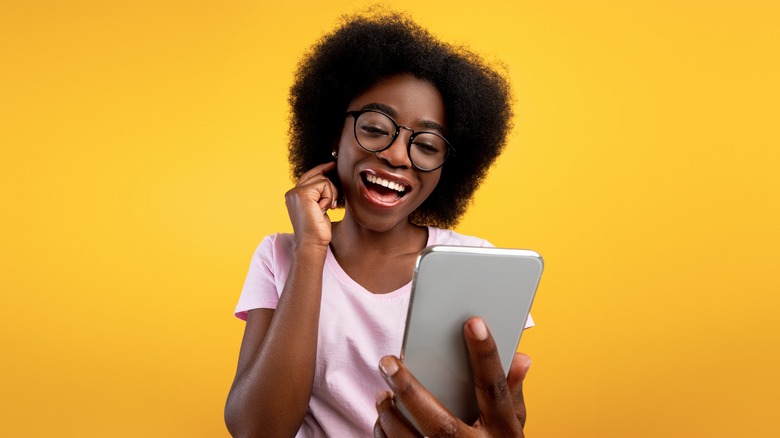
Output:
(345, 110), (455, 171)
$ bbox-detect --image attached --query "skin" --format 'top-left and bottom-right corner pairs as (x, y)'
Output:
(224, 74), (531, 437)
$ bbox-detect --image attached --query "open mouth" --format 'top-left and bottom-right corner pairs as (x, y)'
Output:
(361, 172), (411, 204)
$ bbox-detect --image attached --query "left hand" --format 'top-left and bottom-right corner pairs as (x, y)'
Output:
(374, 317), (532, 437)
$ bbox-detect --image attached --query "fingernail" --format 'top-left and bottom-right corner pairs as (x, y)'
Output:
(470, 318), (488, 341)
(379, 356), (399, 377)
(375, 390), (392, 406)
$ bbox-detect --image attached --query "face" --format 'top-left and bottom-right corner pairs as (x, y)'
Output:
(336, 74), (446, 232)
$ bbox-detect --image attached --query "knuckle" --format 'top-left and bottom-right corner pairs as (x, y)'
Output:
(476, 378), (511, 403)
(393, 378), (419, 399)
(477, 344), (500, 365)
(426, 413), (459, 437)
(284, 190), (300, 203)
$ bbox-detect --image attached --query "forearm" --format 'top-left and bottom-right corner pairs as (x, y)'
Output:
(226, 247), (327, 437)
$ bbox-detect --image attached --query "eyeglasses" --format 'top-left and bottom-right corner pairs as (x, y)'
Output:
(345, 109), (455, 171)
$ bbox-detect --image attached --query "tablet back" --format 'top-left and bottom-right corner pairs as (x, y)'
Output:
(399, 245), (543, 426)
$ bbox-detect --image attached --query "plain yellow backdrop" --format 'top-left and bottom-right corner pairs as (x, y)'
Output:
(2, 0), (778, 436)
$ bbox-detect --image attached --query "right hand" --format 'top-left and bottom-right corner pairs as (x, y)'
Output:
(284, 161), (339, 250)
(374, 318), (532, 438)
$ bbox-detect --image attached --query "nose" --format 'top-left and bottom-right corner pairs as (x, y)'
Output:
(376, 127), (413, 168)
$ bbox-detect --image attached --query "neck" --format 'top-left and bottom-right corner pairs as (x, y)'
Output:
(331, 210), (428, 257)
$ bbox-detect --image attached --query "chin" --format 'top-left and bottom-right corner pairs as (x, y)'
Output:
(343, 202), (415, 234)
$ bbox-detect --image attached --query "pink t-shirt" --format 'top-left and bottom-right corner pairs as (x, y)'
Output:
(235, 227), (534, 437)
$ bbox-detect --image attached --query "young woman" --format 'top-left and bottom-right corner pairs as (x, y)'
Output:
(225, 12), (533, 437)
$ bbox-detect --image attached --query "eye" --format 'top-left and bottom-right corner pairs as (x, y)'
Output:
(412, 134), (445, 155)
(359, 123), (391, 138)
(414, 143), (440, 155)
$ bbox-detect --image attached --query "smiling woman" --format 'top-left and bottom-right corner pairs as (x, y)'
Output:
(223, 10), (529, 438)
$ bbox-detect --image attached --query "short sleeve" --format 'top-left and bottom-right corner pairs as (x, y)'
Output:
(524, 313), (535, 329)
(234, 234), (288, 321)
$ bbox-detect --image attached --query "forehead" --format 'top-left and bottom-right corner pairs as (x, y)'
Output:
(347, 74), (446, 128)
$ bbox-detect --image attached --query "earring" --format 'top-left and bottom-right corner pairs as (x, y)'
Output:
(332, 151), (338, 159)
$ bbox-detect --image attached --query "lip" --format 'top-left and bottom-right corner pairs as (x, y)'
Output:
(359, 168), (414, 208)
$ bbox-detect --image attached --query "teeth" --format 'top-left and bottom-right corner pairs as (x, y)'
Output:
(366, 174), (406, 193)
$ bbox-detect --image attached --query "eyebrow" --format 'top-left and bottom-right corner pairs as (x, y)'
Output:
(359, 102), (447, 134)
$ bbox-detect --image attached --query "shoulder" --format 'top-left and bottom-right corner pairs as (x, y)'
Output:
(235, 233), (295, 320)
(254, 232), (295, 256)
(428, 227), (494, 248)
(243, 233), (296, 276)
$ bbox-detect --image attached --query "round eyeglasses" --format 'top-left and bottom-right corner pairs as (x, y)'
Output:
(345, 110), (455, 171)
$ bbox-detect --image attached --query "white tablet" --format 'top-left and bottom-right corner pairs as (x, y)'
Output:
(398, 245), (543, 426)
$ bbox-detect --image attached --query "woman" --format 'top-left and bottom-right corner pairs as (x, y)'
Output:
(225, 11), (532, 437)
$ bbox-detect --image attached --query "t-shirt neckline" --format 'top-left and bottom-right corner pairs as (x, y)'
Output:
(325, 226), (436, 299)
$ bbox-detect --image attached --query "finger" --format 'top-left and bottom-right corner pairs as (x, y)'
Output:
(295, 167), (339, 211)
(317, 177), (339, 212)
(297, 161), (336, 185)
(373, 421), (388, 438)
(507, 352), (532, 427)
(316, 179), (336, 212)
(375, 390), (421, 438)
(464, 317), (517, 429)
(326, 177), (339, 210)
(379, 356), (464, 437)
(290, 174), (337, 213)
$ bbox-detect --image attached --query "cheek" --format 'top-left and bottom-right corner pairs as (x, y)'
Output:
(336, 160), (347, 182)
(336, 121), (353, 152)
(335, 148), (359, 193)
(424, 171), (441, 193)
(336, 130), (349, 152)
(334, 129), (352, 183)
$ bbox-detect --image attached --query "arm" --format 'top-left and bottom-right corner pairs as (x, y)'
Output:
(225, 162), (338, 437)
(373, 317), (532, 437)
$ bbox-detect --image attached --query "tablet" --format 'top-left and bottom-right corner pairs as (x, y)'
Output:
(398, 245), (543, 426)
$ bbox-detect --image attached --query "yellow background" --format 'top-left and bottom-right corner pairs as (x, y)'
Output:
(2, 1), (778, 436)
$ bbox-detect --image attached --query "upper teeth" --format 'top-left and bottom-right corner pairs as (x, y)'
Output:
(366, 174), (406, 193)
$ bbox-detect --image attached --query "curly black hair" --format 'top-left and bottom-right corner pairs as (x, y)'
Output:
(288, 10), (513, 228)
